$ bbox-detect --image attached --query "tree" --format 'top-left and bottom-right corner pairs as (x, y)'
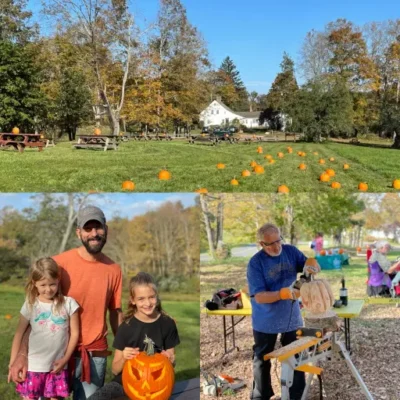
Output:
(218, 56), (248, 110)
(41, 0), (137, 135)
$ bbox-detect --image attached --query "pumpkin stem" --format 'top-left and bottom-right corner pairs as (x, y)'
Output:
(143, 335), (155, 356)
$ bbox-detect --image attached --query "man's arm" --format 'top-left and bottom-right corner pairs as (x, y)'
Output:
(9, 324), (31, 383)
(109, 308), (123, 336)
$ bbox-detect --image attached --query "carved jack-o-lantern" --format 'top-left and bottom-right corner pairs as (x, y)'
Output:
(122, 336), (175, 400)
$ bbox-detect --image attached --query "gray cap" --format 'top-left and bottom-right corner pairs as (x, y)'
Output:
(77, 206), (106, 228)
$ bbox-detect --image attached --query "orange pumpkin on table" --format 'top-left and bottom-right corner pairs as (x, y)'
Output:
(319, 250), (326, 256)
(122, 336), (174, 400)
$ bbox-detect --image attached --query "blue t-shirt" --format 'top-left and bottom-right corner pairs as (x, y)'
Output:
(247, 244), (307, 334)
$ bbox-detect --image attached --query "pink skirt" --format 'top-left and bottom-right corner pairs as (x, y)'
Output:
(16, 370), (69, 399)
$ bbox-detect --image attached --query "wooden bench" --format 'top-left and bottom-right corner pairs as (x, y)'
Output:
(74, 135), (121, 151)
(45, 139), (56, 148)
(0, 133), (45, 152)
(117, 378), (200, 400)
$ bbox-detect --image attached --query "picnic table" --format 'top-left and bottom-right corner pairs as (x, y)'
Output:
(0, 133), (45, 152)
(74, 135), (123, 151)
(204, 292), (364, 354)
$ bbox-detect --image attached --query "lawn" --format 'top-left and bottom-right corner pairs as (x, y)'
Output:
(0, 284), (199, 400)
(0, 140), (399, 192)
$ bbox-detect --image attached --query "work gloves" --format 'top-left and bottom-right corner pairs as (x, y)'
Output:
(279, 287), (301, 301)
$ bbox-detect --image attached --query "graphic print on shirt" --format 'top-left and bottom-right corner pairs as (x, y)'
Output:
(266, 254), (296, 286)
(33, 303), (68, 334)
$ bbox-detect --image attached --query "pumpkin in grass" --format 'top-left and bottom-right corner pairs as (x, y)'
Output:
(241, 169), (251, 177)
(392, 179), (400, 190)
(216, 163), (225, 169)
(358, 182), (368, 192)
(277, 152), (284, 158)
(300, 279), (334, 315)
(122, 336), (174, 400)
(230, 178), (239, 186)
(329, 157), (335, 162)
(268, 159), (275, 164)
(122, 180), (135, 191)
(158, 169), (171, 180)
(319, 172), (330, 182)
(298, 163), (307, 170)
(253, 165), (265, 174)
(4, 314), (12, 320)
(343, 163), (350, 170)
(195, 188), (208, 194)
(264, 154), (272, 160)
(331, 181), (341, 189)
(277, 185), (289, 193)
(318, 159), (325, 164)
(287, 147), (293, 153)
(256, 146), (263, 154)
(325, 169), (335, 177)
(250, 160), (258, 168)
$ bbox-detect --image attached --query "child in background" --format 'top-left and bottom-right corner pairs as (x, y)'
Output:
(88, 272), (180, 399)
(9, 258), (79, 400)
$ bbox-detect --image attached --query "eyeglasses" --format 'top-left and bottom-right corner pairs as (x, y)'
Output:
(260, 236), (284, 248)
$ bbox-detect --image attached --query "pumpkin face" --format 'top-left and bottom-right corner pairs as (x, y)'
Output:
(331, 181), (341, 189)
(325, 169), (335, 177)
(392, 179), (400, 190)
(300, 279), (334, 314)
(277, 185), (289, 193)
(319, 172), (330, 182)
(298, 163), (307, 170)
(12, 127), (20, 134)
(158, 169), (171, 180)
(122, 180), (135, 191)
(343, 163), (350, 170)
(358, 182), (368, 192)
(216, 163), (225, 169)
(122, 352), (174, 400)
(241, 169), (251, 177)
(253, 165), (265, 174)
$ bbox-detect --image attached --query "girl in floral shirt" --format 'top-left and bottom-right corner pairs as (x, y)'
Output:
(9, 258), (80, 400)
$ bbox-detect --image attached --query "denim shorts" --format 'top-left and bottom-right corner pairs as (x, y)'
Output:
(72, 356), (107, 400)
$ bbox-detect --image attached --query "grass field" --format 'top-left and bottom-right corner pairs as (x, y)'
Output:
(0, 285), (199, 400)
(0, 140), (399, 192)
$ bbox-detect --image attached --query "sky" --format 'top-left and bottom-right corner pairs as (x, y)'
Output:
(0, 193), (197, 220)
(27, 0), (399, 94)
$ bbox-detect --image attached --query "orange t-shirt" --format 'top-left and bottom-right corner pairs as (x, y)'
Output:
(53, 248), (122, 346)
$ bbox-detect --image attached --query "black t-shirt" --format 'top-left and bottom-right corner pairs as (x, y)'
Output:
(112, 314), (180, 384)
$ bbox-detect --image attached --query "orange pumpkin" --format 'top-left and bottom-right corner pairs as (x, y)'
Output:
(298, 163), (307, 170)
(356, 246), (362, 252)
(329, 157), (335, 162)
(230, 178), (239, 186)
(325, 169), (335, 177)
(319, 159), (325, 164)
(122, 180), (135, 191)
(331, 181), (341, 189)
(4, 314), (12, 320)
(268, 159), (275, 164)
(277, 185), (289, 193)
(94, 127), (101, 135)
(287, 147), (293, 153)
(264, 155), (272, 160)
(158, 169), (171, 180)
(253, 165), (265, 174)
(195, 188), (208, 194)
(257, 146), (263, 154)
(319, 172), (330, 182)
(277, 152), (284, 158)
(122, 336), (174, 400)
(320, 250), (326, 256)
(300, 279), (334, 314)
(216, 163), (225, 169)
(338, 249), (344, 254)
(12, 127), (20, 134)
(358, 182), (368, 192)
(343, 163), (350, 170)
(392, 179), (400, 190)
(250, 160), (258, 168)
(241, 170), (251, 177)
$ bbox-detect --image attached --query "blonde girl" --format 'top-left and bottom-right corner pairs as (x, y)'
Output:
(87, 272), (180, 400)
(9, 258), (80, 400)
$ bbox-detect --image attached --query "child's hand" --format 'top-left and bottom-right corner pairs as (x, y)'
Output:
(51, 358), (67, 374)
(123, 347), (140, 360)
(161, 350), (175, 364)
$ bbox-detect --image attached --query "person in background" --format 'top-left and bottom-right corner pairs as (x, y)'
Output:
(314, 233), (324, 256)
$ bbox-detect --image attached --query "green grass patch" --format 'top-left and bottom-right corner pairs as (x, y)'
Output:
(0, 141), (399, 192)
(0, 285), (199, 400)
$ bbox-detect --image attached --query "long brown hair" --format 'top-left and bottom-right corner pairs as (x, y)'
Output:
(25, 258), (65, 313)
(123, 272), (164, 323)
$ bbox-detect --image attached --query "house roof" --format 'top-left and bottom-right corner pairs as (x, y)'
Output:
(212, 100), (260, 119)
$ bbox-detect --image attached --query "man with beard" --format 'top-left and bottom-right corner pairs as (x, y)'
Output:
(247, 223), (319, 400)
(9, 206), (123, 400)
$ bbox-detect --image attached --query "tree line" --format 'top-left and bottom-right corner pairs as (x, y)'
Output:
(0, 194), (200, 291)
(2, 2), (400, 146)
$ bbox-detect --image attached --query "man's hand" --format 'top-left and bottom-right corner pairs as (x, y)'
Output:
(51, 357), (68, 374)
(8, 353), (28, 383)
(279, 287), (300, 301)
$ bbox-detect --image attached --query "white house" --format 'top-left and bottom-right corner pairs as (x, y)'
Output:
(200, 99), (266, 128)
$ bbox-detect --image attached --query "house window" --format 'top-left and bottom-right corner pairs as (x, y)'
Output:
(216, 110), (219, 114)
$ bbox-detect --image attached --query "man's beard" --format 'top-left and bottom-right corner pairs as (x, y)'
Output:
(266, 246), (282, 257)
(81, 233), (107, 254)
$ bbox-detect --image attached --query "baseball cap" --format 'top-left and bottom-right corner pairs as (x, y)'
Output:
(77, 206), (106, 228)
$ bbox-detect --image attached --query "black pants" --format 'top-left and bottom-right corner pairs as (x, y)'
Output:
(251, 330), (305, 400)
(86, 382), (125, 399)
